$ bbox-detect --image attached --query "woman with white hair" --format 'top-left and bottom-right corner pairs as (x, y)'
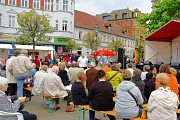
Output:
(0, 77), (37, 120)
(147, 73), (179, 120)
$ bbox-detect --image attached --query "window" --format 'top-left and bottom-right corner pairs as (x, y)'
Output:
(128, 41), (129, 47)
(8, 0), (16, 5)
(44, 0), (50, 10)
(9, 16), (15, 27)
(123, 22), (126, 27)
(134, 21), (138, 26)
(135, 30), (139, 36)
(21, 0), (28, 7)
(79, 31), (82, 39)
(33, 0), (40, 9)
(55, 20), (58, 30)
(56, 0), (60, 11)
(103, 35), (106, 42)
(128, 21), (130, 27)
(0, 14), (1, 25)
(62, 20), (68, 31)
(135, 11), (138, 17)
(63, 0), (68, 11)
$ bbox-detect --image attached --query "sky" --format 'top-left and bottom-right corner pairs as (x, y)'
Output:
(75, 0), (152, 15)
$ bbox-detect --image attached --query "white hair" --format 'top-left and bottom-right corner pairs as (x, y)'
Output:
(42, 65), (48, 71)
(89, 62), (95, 68)
(20, 49), (28, 54)
(51, 66), (59, 73)
(0, 77), (9, 85)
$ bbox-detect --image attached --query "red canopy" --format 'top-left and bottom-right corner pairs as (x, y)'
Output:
(146, 20), (180, 42)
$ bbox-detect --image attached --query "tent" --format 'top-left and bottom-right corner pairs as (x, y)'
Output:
(145, 20), (180, 64)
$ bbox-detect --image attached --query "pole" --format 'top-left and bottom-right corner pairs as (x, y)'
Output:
(96, 34), (98, 51)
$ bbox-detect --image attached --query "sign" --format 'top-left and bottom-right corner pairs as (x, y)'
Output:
(57, 47), (63, 53)
(54, 38), (69, 45)
(0, 35), (12, 39)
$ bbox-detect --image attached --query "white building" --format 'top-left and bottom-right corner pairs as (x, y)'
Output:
(0, 0), (75, 59)
(74, 10), (136, 59)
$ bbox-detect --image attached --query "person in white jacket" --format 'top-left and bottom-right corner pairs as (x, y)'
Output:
(147, 73), (179, 120)
(32, 65), (48, 96)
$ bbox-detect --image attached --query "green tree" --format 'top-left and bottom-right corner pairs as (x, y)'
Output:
(66, 40), (80, 52)
(82, 31), (102, 53)
(16, 9), (54, 56)
(138, 0), (180, 35)
(108, 38), (123, 54)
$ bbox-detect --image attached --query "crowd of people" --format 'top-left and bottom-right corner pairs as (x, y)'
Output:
(0, 49), (180, 120)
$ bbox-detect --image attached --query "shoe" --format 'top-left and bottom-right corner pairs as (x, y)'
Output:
(65, 107), (75, 112)
(55, 106), (60, 110)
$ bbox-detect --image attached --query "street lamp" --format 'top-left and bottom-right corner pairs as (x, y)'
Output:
(94, 23), (99, 51)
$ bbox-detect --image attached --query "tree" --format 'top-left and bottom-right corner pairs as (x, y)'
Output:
(138, 0), (180, 35)
(16, 9), (54, 56)
(66, 40), (80, 52)
(108, 38), (123, 54)
(82, 31), (102, 53)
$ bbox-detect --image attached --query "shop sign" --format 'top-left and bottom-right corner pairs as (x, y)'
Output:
(57, 47), (63, 53)
(0, 35), (12, 39)
(54, 38), (69, 45)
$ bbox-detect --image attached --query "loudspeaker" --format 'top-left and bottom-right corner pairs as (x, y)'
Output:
(170, 62), (180, 70)
(136, 64), (144, 71)
(144, 61), (153, 65)
(118, 48), (124, 57)
(118, 56), (126, 69)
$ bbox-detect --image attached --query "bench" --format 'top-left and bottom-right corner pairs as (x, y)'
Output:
(69, 102), (115, 120)
(41, 93), (59, 113)
(23, 87), (33, 101)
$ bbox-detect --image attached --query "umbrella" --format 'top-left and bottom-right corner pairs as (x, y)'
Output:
(93, 49), (116, 56)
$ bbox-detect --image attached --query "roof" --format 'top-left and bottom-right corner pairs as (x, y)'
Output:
(112, 9), (129, 14)
(75, 10), (134, 40)
(146, 20), (180, 42)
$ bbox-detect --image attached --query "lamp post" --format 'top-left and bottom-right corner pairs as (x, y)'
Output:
(94, 23), (99, 51)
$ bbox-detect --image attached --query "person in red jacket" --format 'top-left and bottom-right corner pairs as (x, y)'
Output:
(34, 56), (40, 71)
(64, 54), (71, 63)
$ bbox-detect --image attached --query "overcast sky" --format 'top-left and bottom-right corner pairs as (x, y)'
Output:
(75, 0), (152, 15)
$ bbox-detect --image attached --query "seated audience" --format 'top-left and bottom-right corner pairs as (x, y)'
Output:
(157, 64), (179, 96)
(71, 72), (88, 105)
(144, 72), (155, 101)
(58, 63), (70, 86)
(141, 65), (150, 81)
(115, 70), (143, 120)
(131, 69), (147, 103)
(44, 66), (75, 112)
(32, 65), (48, 95)
(107, 63), (123, 92)
(86, 62), (98, 90)
(88, 70), (116, 120)
(147, 73), (179, 120)
(150, 65), (157, 81)
(0, 77), (37, 120)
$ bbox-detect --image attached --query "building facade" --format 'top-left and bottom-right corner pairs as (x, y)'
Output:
(0, 0), (75, 54)
(97, 8), (146, 47)
(74, 10), (136, 59)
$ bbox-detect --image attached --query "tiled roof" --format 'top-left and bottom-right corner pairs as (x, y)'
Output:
(75, 10), (135, 40)
(112, 9), (129, 14)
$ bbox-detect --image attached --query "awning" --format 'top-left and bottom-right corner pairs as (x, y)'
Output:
(146, 20), (180, 42)
(15, 45), (54, 50)
(0, 44), (13, 49)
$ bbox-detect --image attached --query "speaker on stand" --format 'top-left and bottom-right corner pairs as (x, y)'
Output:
(118, 48), (126, 69)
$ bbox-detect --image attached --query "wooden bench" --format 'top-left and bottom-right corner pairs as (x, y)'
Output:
(41, 93), (59, 113)
(69, 102), (115, 120)
(23, 87), (33, 101)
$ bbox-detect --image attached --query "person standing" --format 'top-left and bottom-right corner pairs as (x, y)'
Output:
(77, 54), (88, 70)
(34, 56), (40, 71)
(99, 52), (107, 65)
(6, 51), (19, 96)
(8, 49), (36, 97)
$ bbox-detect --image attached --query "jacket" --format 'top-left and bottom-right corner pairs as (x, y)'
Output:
(6, 56), (16, 83)
(32, 70), (46, 95)
(8, 54), (33, 77)
(115, 81), (143, 119)
(107, 70), (123, 91)
(86, 67), (98, 89)
(44, 72), (68, 98)
(0, 91), (20, 120)
(144, 79), (155, 101)
(147, 87), (179, 120)
(131, 77), (147, 103)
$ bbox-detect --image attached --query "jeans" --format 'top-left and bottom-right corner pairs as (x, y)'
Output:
(16, 69), (36, 97)
(89, 100), (116, 120)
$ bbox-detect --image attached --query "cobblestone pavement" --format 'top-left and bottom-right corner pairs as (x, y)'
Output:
(23, 96), (121, 120)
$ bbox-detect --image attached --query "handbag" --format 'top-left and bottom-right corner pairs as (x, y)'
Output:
(127, 90), (147, 119)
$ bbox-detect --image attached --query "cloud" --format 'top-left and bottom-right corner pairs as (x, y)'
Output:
(75, 0), (152, 15)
